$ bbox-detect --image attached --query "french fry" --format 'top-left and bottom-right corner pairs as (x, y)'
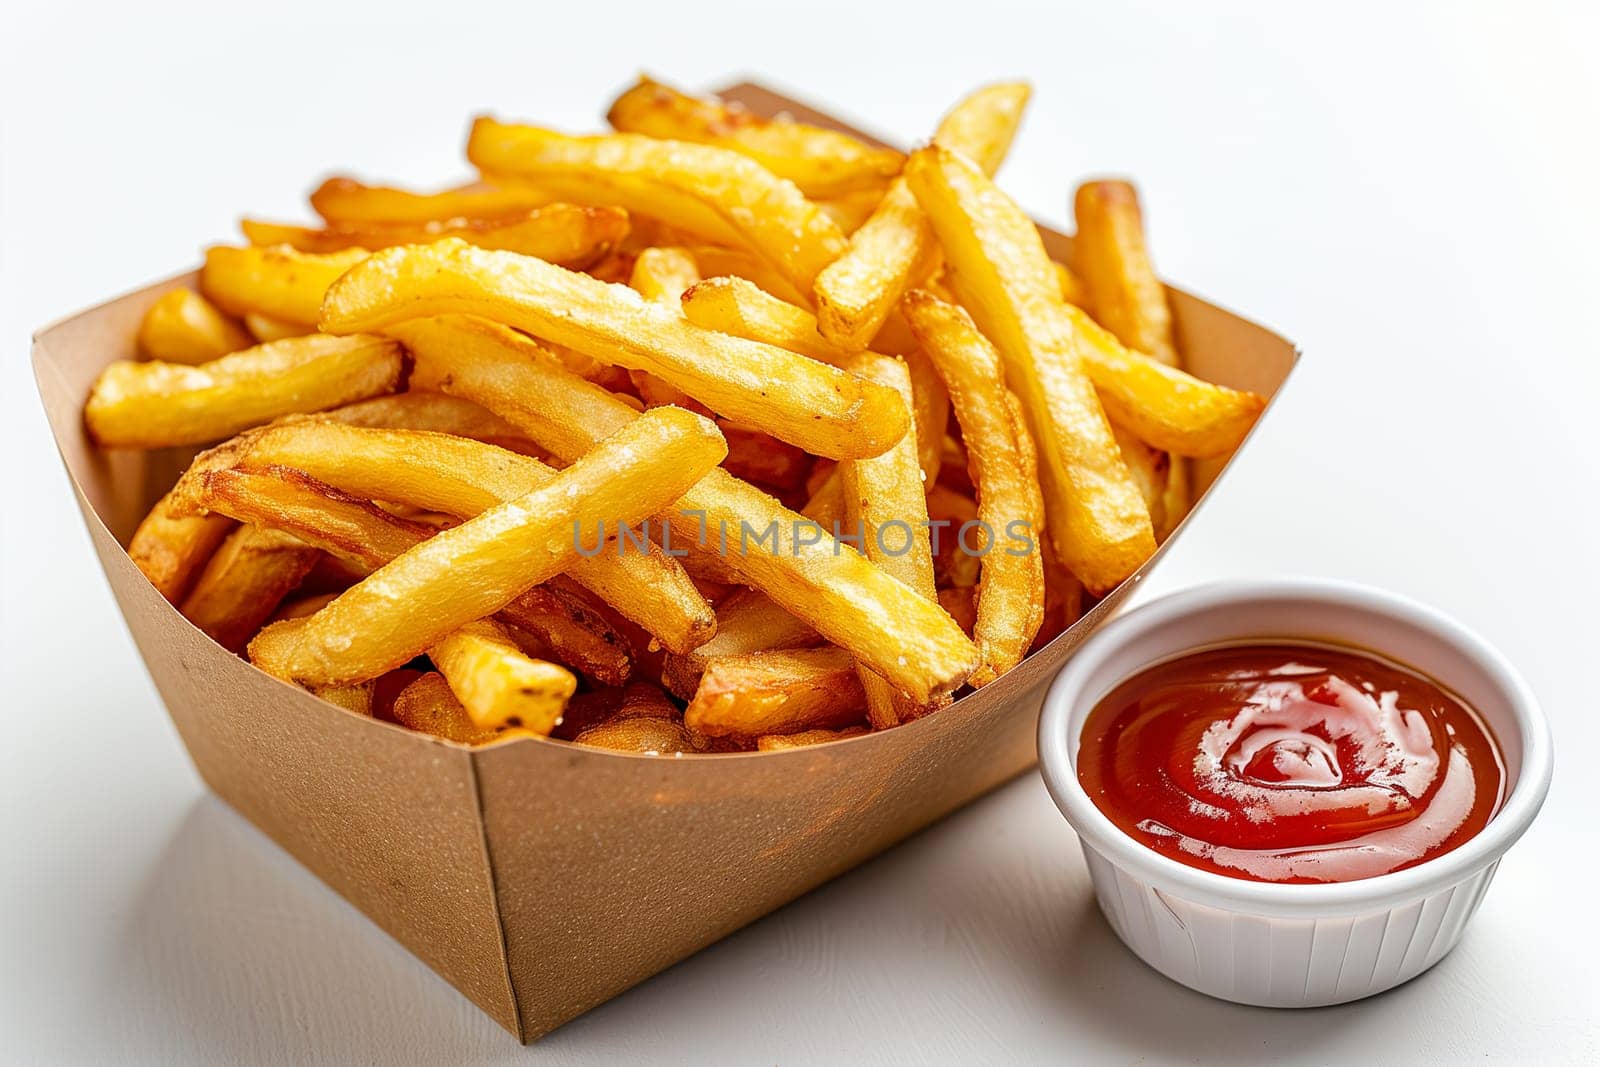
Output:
(605, 76), (903, 197)
(429, 618), (575, 734)
(310, 177), (550, 225)
(247, 406), (727, 686)
(685, 647), (867, 738)
(190, 419), (710, 657)
(201, 245), (370, 325)
(390, 672), (536, 746)
(401, 314), (979, 703)
(1052, 261), (1092, 311)
(901, 290), (1045, 683)
(319, 391), (528, 440)
(243, 312), (306, 342)
(180, 525), (320, 651)
(679, 275), (946, 482)
(813, 82), (1031, 351)
(685, 244), (809, 306)
(85, 334), (404, 449)
(718, 421), (810, 491)
(756, 726), (869, 752)
(1073, 179), (1189, 534)
(838, 353), (942, 725)
(129, 488), (236, 603)
(574, 715), (698, 755)
(926, 483), (983, 590)
(1072, 181), (1176, 365)
(1063, 304), (1264, 458)
(1111, 421), (1169, 534)
(817, 188), (887, 235)
(936, 587), (978, 637)
(626, 246), (706, 410)
(195, 463), (635, 683)
(310, 681), (375, 716)
(137, 289), (253, 364)
(320, 241), (907, 460)
(660, 588), (821, 699)
(905, 144), (1155, 594)
(242, 203), (628, 270)
(467, 119), (846, 293)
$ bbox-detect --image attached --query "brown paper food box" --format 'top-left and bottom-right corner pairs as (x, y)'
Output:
(30, 83), (1298, 1042)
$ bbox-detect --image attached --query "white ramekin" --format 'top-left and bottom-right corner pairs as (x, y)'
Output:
(1037, 578), (1553, 1008)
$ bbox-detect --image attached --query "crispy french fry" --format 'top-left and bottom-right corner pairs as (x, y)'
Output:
(1063, 304), (1264, 458)
(574, 715), (698, 755)
(195, 463), (635, 684)
(813, 82), (1031, 351)
(1073, 179), (1190, 534)
(402, 314), (978, 703)
(310, 177), (550, 225)
(685, 647), (866, 738)
(319, 391), (528, 440)
(430, 618), (575, 734)
(137, 289), (253, 364)
(1052, 261), (1092, 312)
(129, 487), (236, 603)
(718, 421), (810, 491)
(902, 290), (1045, 683)
(1072, 181), (1175, 364)
(817, 188), (887, 235)
(684, 244), (809, 306)
(201, 245), (370, 325)
(242, 203), (628, 269)
(391, 672), (536, 746)
(247, 407), (726, 686)
(243, 312), (307, 342)
(85, 334), (404, 449)
(310, 681), (375, 716)
(838, 353), (942, 725)
(679, 275), (946, 482)
(180, 525), (320, 651)
(756, 725), (869, 752)
(606, 76), (903, 197)
(905, 144), (1154, 594)
(626, 246), (706, 410)
(660, 588), (821, 699)
(190, 419), (710, 657)
(1111, 421), (1168, 534)
(1033, 543), (1086, 650)
(467, 120), (846, 293)
(321, 241), (907, 459)
(926, 483), (983, 590)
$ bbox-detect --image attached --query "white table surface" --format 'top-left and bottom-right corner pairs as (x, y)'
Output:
(4, 2), (1597, 1063)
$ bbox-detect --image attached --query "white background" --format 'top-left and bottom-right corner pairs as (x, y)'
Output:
(3, 1), (1597, 1063)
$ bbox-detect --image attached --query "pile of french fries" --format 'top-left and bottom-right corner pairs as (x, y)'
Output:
(86, 76), (1265, 753)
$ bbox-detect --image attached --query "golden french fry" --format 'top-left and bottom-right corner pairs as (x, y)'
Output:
(1072, 181), (1176, 364)
(906, 144), (1154, 594)
(660, 588), (821, 699)
(467, 119), (846, 293)
(430, 618), (575, 734)
(813, 82), (1031, 351)
(817, 188), (887, 235)
(499, 580), (634, 687)
(678, 275), (945, 481)
(685, 647), (867, 738)
(390, 672), (536, 746)
(605, 76), (903, 197)
(129, 488), (236, 603)
(684, 244), (810, 306)
(1111, 421), (1169, 534)
(242, 203), (628, 269)
(574, 715), (698, 755)
(626, 246), (705, 410)
(1063, 304), (1264, 458)
(191, 418), (712, 656)
(321, 241), (907, 459)
(85, 334), (404, 449)
(318, 391), (528, 440)
(756, 725), (869, 752)
(718, 420), (810, 491)
(201, 245), (369, 325)
(243, 312), (306, 342)
(1073, 179), (1190, 533)
(901, 290), (1045, 682)
(247, 407), (726, 686)
(195, 463), (635, 684)
(1052, 261), (1092, 312)
(310, 177), (551, 225)
(137, 289), (253, 364)
(311, 681), (375, 716)
(402, 314), (978, 703)
(180, 525), (320, 651)
(838, 353), (944, 725)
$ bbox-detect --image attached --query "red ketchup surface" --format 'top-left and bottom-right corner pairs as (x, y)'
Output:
(1076, 643), (1505, 884)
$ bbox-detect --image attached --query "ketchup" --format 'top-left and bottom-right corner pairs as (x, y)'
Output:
(1076, 643), (1505, 884)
